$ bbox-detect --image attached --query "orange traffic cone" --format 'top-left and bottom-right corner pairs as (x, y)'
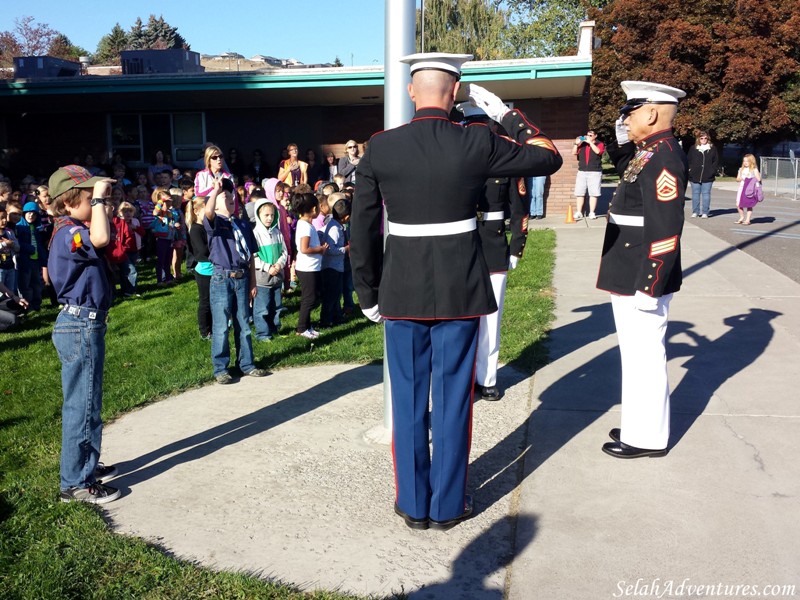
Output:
(565, 205), (575, 224)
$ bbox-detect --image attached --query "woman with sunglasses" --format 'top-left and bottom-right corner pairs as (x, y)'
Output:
(337, 140), (360, 184)
(194, 145), (234, 198)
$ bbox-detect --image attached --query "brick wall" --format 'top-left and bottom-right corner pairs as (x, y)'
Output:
(515, 96), (589, 218)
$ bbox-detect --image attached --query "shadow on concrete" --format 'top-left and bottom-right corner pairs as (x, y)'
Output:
(668, 308), (781, 446)
(112, 363), (382, 492)
(407, 514), (539, 600)
(472, 306), (779, 515)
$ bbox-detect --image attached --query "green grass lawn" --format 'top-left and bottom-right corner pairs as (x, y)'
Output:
(0, 229), (555, 599)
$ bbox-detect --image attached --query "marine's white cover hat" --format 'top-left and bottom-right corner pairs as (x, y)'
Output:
(455, 101), (487, 119)
(400, 52), (473, 79)
(620, 80), (686, 115)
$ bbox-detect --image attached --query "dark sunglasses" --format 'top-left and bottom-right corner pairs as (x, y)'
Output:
(210, 155), (223, 160)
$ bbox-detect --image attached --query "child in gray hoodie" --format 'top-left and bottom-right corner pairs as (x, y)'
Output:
(252, 198), (288, 341)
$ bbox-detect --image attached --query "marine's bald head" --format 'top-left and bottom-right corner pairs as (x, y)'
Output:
(407, 70), (460, 112)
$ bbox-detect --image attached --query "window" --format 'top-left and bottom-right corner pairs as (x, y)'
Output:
(108, 113), (206, 167)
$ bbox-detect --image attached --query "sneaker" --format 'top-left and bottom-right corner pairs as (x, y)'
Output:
(308, 328), (321, 338)
(60, 483), (121, 505)
(94, 463), (118, 482)
(690, 213), (698, 218)
(296, 329), (317, 340)
(244, 368), (269, 377)
(574, 212), (583, 220)
(588, 212), (597, 219)
(215, 372), (233, 384)
(701, 214), (709, 219)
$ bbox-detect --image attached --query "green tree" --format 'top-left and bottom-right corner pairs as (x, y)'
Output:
(589, 0), (800, 146)
(333, 56), (343, 67)
(504, 0), (610, 58)
(128, 17), (146, 50)
(47, 34), (88, 61)
(417, 0), (511, 60)
(94, 23), (129, 65)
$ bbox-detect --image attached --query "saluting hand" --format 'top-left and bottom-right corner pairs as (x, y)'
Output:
(467, 84), (510, 123)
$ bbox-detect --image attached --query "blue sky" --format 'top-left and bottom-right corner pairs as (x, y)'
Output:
(0, 1), (404, 66)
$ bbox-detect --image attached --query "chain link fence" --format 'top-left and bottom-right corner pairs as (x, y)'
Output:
(760, 157), (799, 201)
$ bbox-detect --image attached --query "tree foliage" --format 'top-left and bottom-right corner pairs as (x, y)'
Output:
(589, 0), (800, 146)
(416, 0), (512, 60)
(95, 24), (129, 65)
(0, 16), (58, 67)
(504, 0), (611, 57)
(94, 15), (190, 65)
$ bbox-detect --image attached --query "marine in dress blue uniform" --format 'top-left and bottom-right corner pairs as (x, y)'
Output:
(596, 81), (687, 458)
(350, 53), (562, 529)
(456, 102), (530, 401)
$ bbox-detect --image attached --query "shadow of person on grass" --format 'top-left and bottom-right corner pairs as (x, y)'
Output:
(112, 363), (382, 491)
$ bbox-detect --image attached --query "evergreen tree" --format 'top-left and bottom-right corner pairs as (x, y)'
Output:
(128, 17), (146, 50)
(94, 24), (129, 65)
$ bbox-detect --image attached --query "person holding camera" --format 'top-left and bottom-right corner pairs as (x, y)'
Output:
(572, 130), (605, 220)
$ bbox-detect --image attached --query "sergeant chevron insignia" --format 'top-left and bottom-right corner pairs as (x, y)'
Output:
(656, 169), (678, 202)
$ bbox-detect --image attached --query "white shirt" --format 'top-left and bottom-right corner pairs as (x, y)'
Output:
(295, 219), (322, 272)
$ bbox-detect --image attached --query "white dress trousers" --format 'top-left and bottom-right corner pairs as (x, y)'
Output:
(476, 272), (508, 387)
(610, 292), (673, 450)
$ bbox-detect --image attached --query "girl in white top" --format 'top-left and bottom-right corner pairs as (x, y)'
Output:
(292, 192), (328, 338)
(735, 154), (761, 225)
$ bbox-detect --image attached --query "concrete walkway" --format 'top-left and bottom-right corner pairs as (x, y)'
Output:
(102, 216), (800, 599)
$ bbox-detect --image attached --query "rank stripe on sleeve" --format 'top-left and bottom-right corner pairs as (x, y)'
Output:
(649, 235), (678, 257)
(655, 169), (678, 202)
(525, 137), (558, 153)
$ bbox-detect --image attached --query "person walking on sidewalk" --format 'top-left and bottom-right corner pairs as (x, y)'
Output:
(350, 53), (562, 531)
(687, 131), (719, 218)
(597, 81), (687, 459)
(572, 130), (605, 220)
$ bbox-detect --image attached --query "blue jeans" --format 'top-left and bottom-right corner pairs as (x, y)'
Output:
(118, 253), (138, 295)
(691, 181), (713, 215)
(52, 311), (107, 490)
(210, 271), (256, 376)
(253, 284), (282, 340)
(529, 175), (546, 216)
(0, 267), (16, 296)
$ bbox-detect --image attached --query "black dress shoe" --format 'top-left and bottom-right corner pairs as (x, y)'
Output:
(602, 441), (668, 459)
(394, 503), (429, 530)
(609, 428), (621, 443)
(478, 386), (501, 401)
(429, 496), (474, 531)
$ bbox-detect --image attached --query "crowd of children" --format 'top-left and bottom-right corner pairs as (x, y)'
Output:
(0, 148), (360, 355)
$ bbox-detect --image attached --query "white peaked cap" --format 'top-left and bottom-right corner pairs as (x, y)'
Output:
(455, 102), (487, 118)
(400, 52), (473, 78)
(621, 80), (686, 104)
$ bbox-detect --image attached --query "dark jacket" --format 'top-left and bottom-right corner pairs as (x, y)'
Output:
(687, 145), (719, 183)
(477, 175), (529, 273)
(597, 129), (687, 297)
(350, 107), (562, 319)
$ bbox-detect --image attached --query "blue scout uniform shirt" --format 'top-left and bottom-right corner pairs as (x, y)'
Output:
(203, 214), (258, 271)
(48, 217), (111, 311)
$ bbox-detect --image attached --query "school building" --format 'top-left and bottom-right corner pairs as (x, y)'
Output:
(0, 23), (596, 216)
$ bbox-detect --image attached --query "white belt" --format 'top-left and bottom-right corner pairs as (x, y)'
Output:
(387, 218), (477, 237)
(609, 213), (644, 227)
(478, 211), (505, 222)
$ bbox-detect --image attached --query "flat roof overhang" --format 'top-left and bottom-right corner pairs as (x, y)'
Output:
(0, 56), (591, 114)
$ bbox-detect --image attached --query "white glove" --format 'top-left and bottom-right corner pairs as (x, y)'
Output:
(509, 255), (519, 270)
(615, 117), (630, 145)
(468, 84), (510, 123)
(633, 291), (659, 312)
(361, 305), (383, 323)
